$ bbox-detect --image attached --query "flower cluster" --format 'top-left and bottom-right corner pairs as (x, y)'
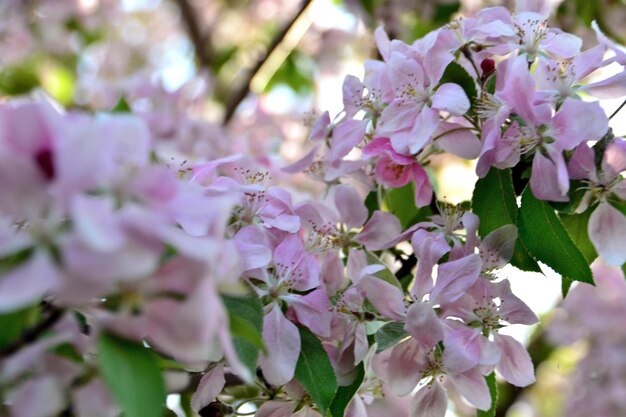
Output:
(0, 2), (624, 417)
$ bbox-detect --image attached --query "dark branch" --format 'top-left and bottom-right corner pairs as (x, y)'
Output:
(0, 305), (64, 359)
(174, 0), (212, 68)
(222, 0), (313, 126)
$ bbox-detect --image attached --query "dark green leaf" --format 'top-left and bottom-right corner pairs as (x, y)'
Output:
(439, 61), (477, 112)
(265, 51), (313, 94)
(112, 97), (132, 113)
(295, 327), (338, 415)
(477, 372), (497, 417)
(433, 1), (461, 23)
(0, 65), (39, 96)
(559, 209), (597, 263)
(562, 277), (573, 298)
(385, 183), (432, 229)
(364, 191), (379, 221)
(330, 362), (365, 417)
(222, 293), (264, 375)
(97, 333), (165, 417)
(472, 168), (540, 272)
(375, 321), (408, 353)
(518, 187), (593, 284)
(364, 251), (403, 289)
(0, 306), (39, 349)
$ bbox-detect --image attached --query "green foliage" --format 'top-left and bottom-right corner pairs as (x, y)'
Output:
(364, 251), (403, 289)
(222, 293), (264, 376)
(265, 51), (313, 94)
(97, 333), (166, 417)
(295, 327), (338, 415)
(0, 65), (39, 96)
(385, 183), (432, 229)
(477, 372), (498, 417)
(559, 209), (597, 263)
(374, 321), (408, 353)
(0, 306), (39, 349)
(330, 362), (365, 417)
(112, 97), (133, 113)
(472, 168), (540, 272)
(518, 187), (593, 284)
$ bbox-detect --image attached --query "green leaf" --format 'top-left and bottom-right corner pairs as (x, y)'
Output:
(97, 333), (165, 417)
(364, 191), (379, 221)
(477, 372), (498, 417)
(518, 187), (593, 284)
(562, 277), (573, 298)
(222, 293), (264, 375)
(375, 321), (408, 353)
(385, 183), (417, 229)
(295, 327), (338, 415)
(364, 251), (403, 289)
(439, 61), (477, 112)
(112, 97), (132, 113)
(559, 210), (597, 263)
(330, 362), (365, 417)
(472, 168), (540, 272)
(0, 306), (39, 349)
(0, 65), (40, 96)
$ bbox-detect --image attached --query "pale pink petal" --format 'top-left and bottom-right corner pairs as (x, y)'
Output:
(287, 288), (332, 337)
(602, 138), (626, 180)
(358, 275), (407, 320)
(8, 376), (65, 417)
(434, 124), (481, 159)
(588, 202), (626, 266)
(329, 119), (367, 166)
(582, 71), (626, 99)
(412, 164), (434, 208)
(479, 224), (518, 270)
(543, 31), (582, 59)
(260, 305), (301, 386)
(553, 99), (609, 150)
(409, 382), (447, 417)
(411, 230), (449, 299)
(274, 235), (319, 291)
(407, 107), (440, 155)
(443, 328), (481, 374)
(282, 145), (319, 174)
(345, 395), (368, 417)
(354, 211), (403, 251)
(343, 76), (366, 118)
(494, 334), (535, 387)
(387, 339), (425, 396)
(309, 111), (331, 141)
(334, 184), (368, 229)
(73, 379), (118, 417)
(0, 251), (61, 313)
(71, 195), (125, 252)
(450, 367), (491, 410)
(256, 400), (297, 417)
(431, 83), (470, 116)
(568, 143), (595, 180)
(430, 254), (482, 305)
(374, 27), (392, 61)
(191, 365), (226, 412)
(405, 302), (444, 350)
(530, 149), (569, 202)
(233, 226), (272, 271)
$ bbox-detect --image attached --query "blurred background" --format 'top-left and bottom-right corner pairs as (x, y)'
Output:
(1, 1), (625, 416)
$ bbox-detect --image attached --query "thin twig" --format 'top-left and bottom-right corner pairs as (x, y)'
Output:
(174, 0), (212, 68)
(222, 0), (314, 125)
(609, 99), (626, 120)
(0, 305), (64, 359)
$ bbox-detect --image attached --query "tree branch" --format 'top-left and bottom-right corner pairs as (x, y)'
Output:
(174, 0), (213, 68)
(0, 305), (64, 359)
(222, 0), (314, 126)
